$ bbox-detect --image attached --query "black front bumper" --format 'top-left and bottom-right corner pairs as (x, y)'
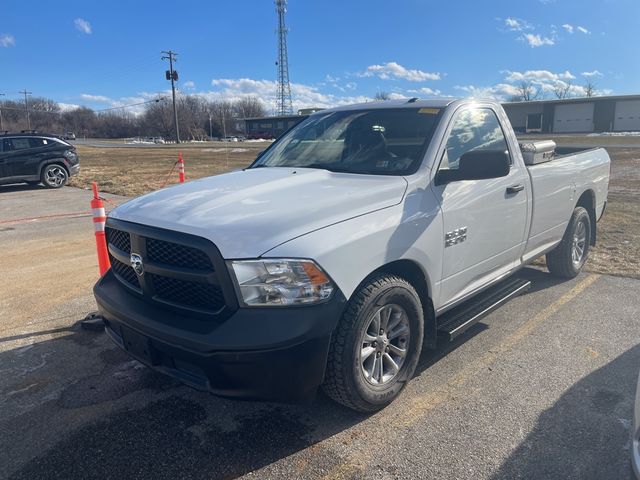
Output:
(94, 270), (346, 402)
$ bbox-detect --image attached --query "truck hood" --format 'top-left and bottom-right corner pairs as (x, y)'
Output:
(109, 167), (408, 258)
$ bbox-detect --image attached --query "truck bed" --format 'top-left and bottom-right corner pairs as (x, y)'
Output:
(521, 146), (610, 263)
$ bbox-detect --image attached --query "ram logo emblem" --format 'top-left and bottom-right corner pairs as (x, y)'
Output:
(130, 253), (144, 276)
(445, 227), (467, 247)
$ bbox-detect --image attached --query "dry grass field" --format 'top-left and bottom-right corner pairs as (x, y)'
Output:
(69, 141), (639, 279)
(69, 142), (271, 197)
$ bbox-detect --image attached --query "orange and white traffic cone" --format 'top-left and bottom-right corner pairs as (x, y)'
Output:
(82, 182), (111, 331)
(91, 181), (111, 276)
(178, 152), (185, 183)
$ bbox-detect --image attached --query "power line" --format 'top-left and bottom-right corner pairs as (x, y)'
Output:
(19, 89), (32, 130)
(95, 97), (166, 112)
(0, 97), (166, 116)
(161, 50), (181, 143)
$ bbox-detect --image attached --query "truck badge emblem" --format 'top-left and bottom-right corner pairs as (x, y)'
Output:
(445, 227), (467, 247)
(130, 253), (144, 276)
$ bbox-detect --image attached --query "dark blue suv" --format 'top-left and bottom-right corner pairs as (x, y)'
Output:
(0, 132), (80, 188)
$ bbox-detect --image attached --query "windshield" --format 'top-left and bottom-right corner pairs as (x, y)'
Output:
(251, 107), (442, 175)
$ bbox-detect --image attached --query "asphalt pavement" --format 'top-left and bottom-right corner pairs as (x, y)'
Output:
(1, 184), (639, 479)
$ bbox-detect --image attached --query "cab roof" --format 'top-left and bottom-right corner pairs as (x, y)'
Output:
(320, 98), (459, 114)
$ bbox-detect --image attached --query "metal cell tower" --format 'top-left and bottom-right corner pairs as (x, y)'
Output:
(275, 0), (293, 116)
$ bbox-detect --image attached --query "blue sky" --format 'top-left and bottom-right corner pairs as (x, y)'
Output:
(1, 0), (638, 114)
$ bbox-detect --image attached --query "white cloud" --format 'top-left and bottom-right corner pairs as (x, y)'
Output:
(582, 70), (602, 77)
(74, 18), (92, 34)
(0, 33), (15, 47)
(562, 24), (574, 34)
(80, 93), (111, 103)
(360, 62), (441, 81)
(504, 17), (531, 31)
(211, 77), (370, 112)
(460, 68), (612, 101)
(183, 81), (196, 90)
(576, 26), (590, 34)
(523, 33), (555, 47)
(504, 69), (575, 83)
(455, 83), (521, 100)
(344, 82), (357, 90)
(58, 102), (81, 112)
(406, 86), (442, 96)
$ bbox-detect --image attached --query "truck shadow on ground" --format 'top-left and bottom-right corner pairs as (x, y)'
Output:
(492, 344), (639, 480)
(1, 269), (598, 480)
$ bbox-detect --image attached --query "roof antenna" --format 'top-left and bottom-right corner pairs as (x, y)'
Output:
(406, 97), (419, 103)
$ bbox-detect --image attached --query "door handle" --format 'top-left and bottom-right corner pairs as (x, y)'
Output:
(506, 184), (525, 194)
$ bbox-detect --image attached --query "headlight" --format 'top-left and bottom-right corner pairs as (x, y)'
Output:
(229, 259), (334, 306)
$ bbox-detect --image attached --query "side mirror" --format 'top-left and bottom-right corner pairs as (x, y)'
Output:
(436, 150), (510, 185)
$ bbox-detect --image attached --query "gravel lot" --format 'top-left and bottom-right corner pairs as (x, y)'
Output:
(1, 145), (639, 479)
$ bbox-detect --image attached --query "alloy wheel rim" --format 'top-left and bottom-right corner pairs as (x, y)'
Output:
(572, 220), (587, 266)
(359, 303), (410, 386)
(45, 167), (66, 187)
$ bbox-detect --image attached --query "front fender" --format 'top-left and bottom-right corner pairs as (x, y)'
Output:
(263, 201), (443, 305)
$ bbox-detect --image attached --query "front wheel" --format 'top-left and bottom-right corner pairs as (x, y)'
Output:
(322, 274), (424, 412)
(546, 206), (591, 278)
(41, 164), (68, 188)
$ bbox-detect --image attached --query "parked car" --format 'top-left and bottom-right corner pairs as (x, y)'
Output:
(62, 131), (76, 140)
(94, 98), (610, 412)
(151, 137), (165, 144)
(0, 132), (80, 188)
(220, 136), (238, 142)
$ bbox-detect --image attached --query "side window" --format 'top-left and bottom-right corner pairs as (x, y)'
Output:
(30, 138), (48, 148)
(8, 138), (32, 151)
(439, 108), (509, 171)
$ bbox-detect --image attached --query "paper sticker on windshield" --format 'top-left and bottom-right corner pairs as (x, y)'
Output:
(418, 108), (440, 114)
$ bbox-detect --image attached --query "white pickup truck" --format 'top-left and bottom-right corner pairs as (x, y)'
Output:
(94, 98), (610, 412)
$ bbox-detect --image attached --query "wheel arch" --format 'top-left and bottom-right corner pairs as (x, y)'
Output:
(369, 259), (437, 350)
(39, 159), (70, 178)
(575, 189), (596, 246)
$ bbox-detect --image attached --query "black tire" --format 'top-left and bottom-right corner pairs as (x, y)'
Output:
(322, 274), (424, 412)
(41, 164), (68, 189)
(546, 206), (591, 278)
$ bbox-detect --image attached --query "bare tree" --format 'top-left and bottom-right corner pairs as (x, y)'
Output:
(553, 81), (572, 99)
(584, 79), (596, 98)
(515, 81), (540, 101)
(234, 96), (266, 119)
(374, 91), (391, 101)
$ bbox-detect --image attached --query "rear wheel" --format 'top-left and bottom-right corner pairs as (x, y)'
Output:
(322, 274), (424, 412)
(546, 206), (591, 278)
(41, 164), (68, 188)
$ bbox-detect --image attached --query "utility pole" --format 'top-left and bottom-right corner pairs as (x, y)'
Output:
(19, 89), (32, 130)
(161, 50), (180, 143)
(0, 93), (5, 132)
(208, 113), (213, 140)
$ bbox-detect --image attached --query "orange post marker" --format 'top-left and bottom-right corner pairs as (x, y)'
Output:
(91, 182), (111, 276)
(178, 152), (185, 183)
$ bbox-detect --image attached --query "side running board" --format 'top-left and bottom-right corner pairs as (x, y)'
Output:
(436, 278), (532, 341)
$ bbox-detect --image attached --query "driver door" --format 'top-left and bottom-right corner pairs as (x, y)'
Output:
(434, 107), (529, 309)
